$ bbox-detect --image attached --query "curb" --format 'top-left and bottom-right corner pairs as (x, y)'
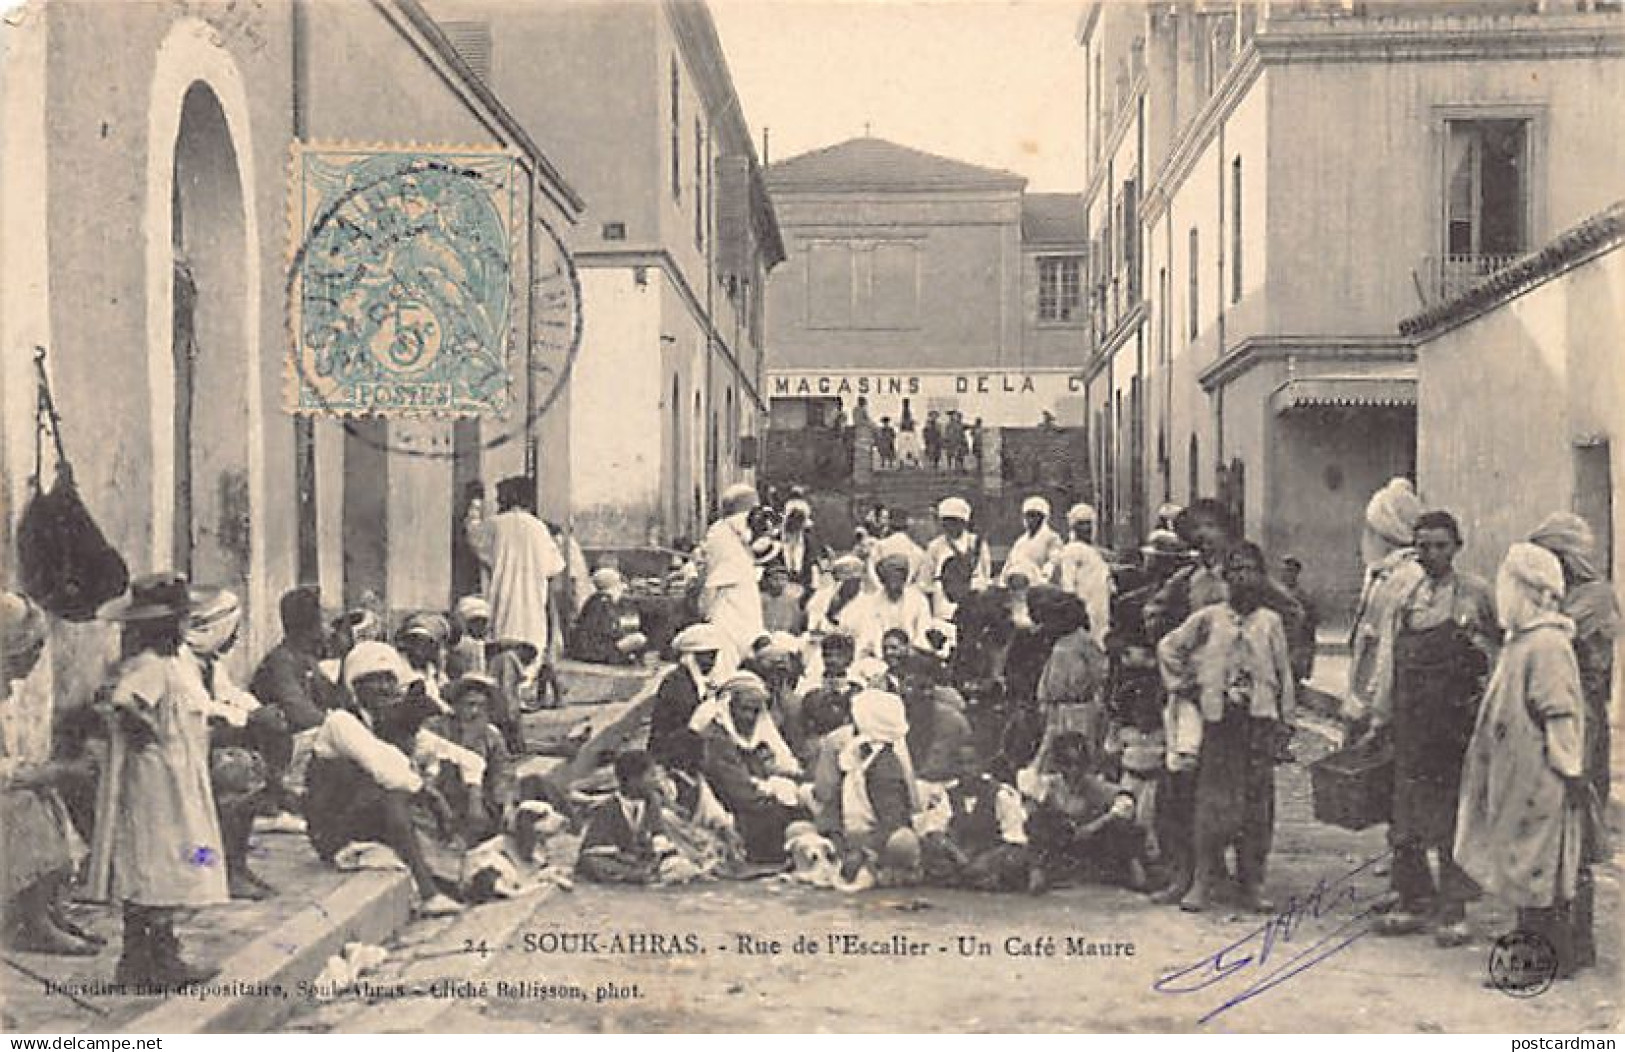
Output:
(126, 869), (414, 1034)
(336, 887), (554, 1033)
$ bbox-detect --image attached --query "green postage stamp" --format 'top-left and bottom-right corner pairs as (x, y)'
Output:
(287, 145), (521, 417)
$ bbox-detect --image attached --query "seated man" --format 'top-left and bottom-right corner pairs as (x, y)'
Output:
(832, 690), (917, 857)
(485, 639), (538, 754)
(447, 596), (492, 678)
(760, 563), (808, 636)
(1022, 732), (1146, 893)
(303, 642), (463, 917)
(897, 653), (973, 784)
(791, 634), (864, 769)
(432, 674), (517, 841)
(648, 624), (725, 775)
(919, 747), (1033, 892)
(850, 554), (933, 661)
(576, 751), (672, 885)
(568, 568), (649, 666)
(807, 555), (869, 638)
(696, 672), (807, 863)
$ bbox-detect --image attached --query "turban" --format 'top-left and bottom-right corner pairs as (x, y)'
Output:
(1364, 477), (1423, 549)
(758, 632), (804, 659)
(2, 591), (48, 666)
(347, 608), (384, 643)
(875, 552), (912, 576)
(720, 483), (759, 515)
(830, 554), (866, 582)
(1066, 503), (1097, 527)
(1497, 542), (1566, 633)
(454, 595), (490, 624)
(1003, 558), (1043, 587)
(187, 589), (243, 657)
(672, 623), (725, 653)
(720, 669), (769, 703)
(880, 828), (922, 871)
(445, 673), (500, 707)
(1529, 511), (1599, 584)
(784, 499), (812, 521)
(1141, 529), (1188, 558)
(937, 497), (971, 522)
(591, 566), (623, 591)
(1021, 495), (1051, 517)
(399, 612), (451, 646)
(343, 640), (410, 690)
(1502, 542), (1565, 599)
(851, 689), (909, 745)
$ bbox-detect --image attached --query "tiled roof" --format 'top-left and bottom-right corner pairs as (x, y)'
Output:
(765, 137), (1027, 192)
(1400, 200), (1625, 339)
(1022, 193), (1086, 245)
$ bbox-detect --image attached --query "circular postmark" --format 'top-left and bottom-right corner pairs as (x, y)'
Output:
(1487, 930), (1557, 998)
(285, 146), (581, 460)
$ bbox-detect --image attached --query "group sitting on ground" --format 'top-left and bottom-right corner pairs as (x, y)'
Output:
(1, 473), (1612, 992)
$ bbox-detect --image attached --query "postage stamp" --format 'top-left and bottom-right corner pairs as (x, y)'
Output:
(287, 144), (522, 417)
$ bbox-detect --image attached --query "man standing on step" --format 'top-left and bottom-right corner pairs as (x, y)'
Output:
(1003, 496), (1063, 586)
(926, 497), (990, 621)
(1057, 503), (1112, 648)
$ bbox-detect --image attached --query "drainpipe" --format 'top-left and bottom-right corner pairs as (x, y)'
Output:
(291, 0), (319, 587)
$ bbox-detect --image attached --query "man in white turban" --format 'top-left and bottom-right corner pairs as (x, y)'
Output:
(1003, 495), (1062, 585)
(1056, 502), (1112, 647)
(1346, 477), (1425, 722)
(1455, 543), (1589, 978)
(700, 484), (767, 657)
(1528, 511), (1618, 973)
(925, 497), (990, 620)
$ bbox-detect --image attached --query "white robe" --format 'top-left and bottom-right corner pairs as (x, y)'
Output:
(468, 507), (565, 657)
(848, 587), (934, 661)
(701, 513), (765, 656)
(1003, 523), (1064, 584)
(1057, 540), (1113, 646)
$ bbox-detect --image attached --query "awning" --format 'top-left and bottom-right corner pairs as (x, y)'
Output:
(1271, 376), (1416, 415)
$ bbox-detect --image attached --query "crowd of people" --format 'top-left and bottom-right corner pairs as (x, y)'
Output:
(0, 470), (1615, 992)
(866, 398), (985, 474)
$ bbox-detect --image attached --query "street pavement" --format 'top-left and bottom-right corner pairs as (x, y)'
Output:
(282, 755), (1621, 1033)
(8, 638), (1619, 1033)
(278, 634), (1622, 1035)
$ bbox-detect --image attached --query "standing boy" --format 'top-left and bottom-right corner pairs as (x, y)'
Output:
(1157, 542), (1295, 913)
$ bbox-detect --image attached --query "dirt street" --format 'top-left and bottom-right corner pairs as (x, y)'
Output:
(286, 763), (1620, 1034)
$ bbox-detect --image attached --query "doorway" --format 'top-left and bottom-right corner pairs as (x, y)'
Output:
(170, 81), (249, 590)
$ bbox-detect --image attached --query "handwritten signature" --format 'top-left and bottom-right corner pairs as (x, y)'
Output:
(1153, 850), (1392, 1025)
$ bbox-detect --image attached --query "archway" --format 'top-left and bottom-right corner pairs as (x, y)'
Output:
(145, 18), (264, 650)
(170, 81), (249, 592)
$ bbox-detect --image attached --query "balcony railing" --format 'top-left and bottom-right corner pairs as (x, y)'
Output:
(1414, 252), (1523, 307)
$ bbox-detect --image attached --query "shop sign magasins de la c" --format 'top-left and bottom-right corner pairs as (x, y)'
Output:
(768, 370), (1088, 400)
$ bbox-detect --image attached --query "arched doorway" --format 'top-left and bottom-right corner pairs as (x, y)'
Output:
(170, 81), (250, 593)
(145, 19), (264, 653)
